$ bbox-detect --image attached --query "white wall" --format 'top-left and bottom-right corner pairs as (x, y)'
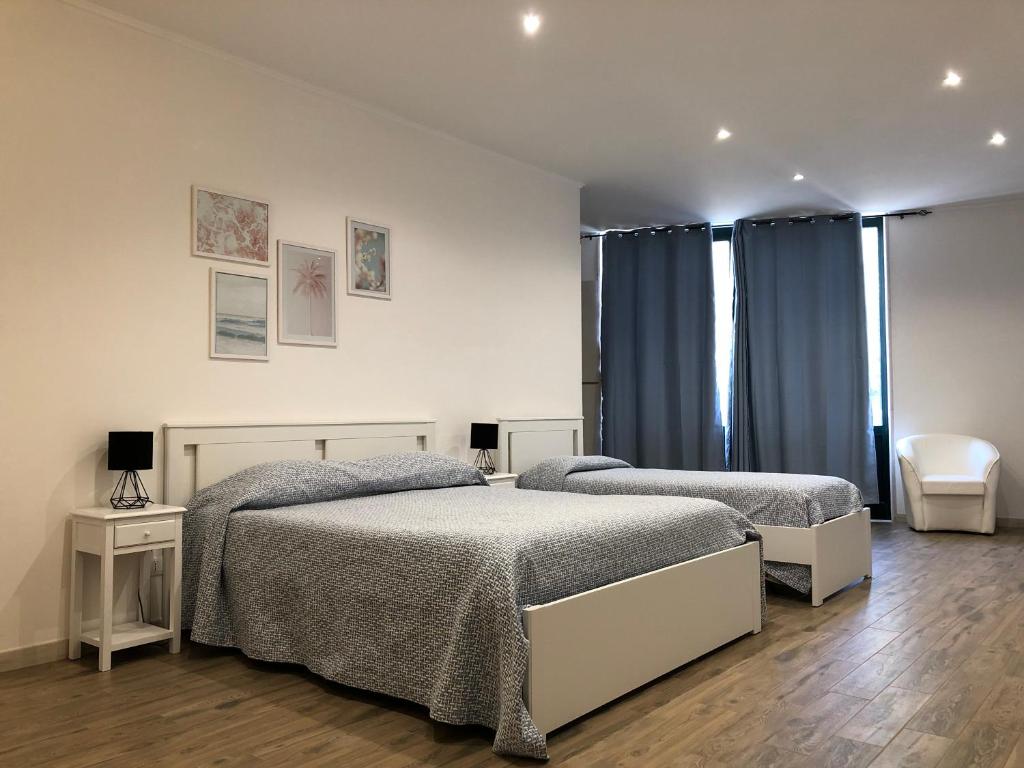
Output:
(0, 0), (581, 655)
(888, 196), (1024, 524)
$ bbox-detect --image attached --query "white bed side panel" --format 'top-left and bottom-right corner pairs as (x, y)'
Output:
(523, 540), (761, 734)
(810, 508), (873, 606)
(757, 508), (873, 606)
(756, 524), (814, 565)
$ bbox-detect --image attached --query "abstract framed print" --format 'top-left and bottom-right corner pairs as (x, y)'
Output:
(347, 218), (391, 300)
(277, 240), (337, 347)
(192, 185), (270, 266)
(209, 268), (270, 361)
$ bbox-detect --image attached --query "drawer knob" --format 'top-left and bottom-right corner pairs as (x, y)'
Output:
(143, 530), (151, 538)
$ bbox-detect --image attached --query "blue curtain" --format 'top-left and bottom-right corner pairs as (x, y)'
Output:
(601, 226), (724, 470)
(730, 215), (878, 502)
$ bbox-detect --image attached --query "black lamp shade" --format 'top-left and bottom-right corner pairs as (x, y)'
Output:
(108, 431), (153, 471)
(470, 423), (498, 450)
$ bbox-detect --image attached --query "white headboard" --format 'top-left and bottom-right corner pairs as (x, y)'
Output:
(162, 419), (435, 506)
(497, 417), (584, 474)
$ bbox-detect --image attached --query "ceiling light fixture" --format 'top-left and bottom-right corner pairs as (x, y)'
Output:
(989, 131), (1007, 146)
(942, 70), (962, 87)
(522, 12), (541, 36)
(716, 127), (732, 141)
(793, 173), (805, 182)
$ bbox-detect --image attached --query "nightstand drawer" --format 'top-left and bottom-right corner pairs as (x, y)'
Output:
(114, 519), (175, 548)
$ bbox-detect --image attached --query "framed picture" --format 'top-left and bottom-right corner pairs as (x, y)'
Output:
(347, 218), (391, 300)
(277, 240), (337, 347)
(209, 268), (269, 361)
(192, 185), (270, 266)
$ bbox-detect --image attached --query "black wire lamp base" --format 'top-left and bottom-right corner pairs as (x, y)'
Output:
(473, 448), (496, 475)
(110, 470), (151, 510)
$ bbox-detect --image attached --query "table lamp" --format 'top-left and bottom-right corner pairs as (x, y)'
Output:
(108, 431), (153, 509)
(470, 422), (498, 475)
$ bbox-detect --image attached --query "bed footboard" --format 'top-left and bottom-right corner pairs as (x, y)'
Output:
(522, 540), (761, 735)
(757, 508), (872, 607)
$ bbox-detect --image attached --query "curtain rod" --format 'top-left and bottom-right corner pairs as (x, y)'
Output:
(580, 208), (932, 239)
(876, 209), (933, 219)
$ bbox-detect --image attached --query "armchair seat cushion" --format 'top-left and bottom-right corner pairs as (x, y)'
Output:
(921, 474), (986, 496)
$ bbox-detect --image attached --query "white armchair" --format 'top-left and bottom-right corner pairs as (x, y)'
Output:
(896, 434), (1000, 534)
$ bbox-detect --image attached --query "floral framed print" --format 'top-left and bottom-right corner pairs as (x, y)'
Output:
(192, 185), (270, 266)
(209, 268), (269, 361)
(277, 240), (337, 347)
(347, 218), (391, 300)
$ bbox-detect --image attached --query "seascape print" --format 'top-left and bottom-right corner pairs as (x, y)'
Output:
(348, 220), (390, 299)
(193, 187), (269, 264)
(213, 271), (268, 359)
(279, 242), (336, 346)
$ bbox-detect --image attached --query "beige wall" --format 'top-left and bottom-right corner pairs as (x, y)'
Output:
(0, 1), (581, 655)
(888, 196), (1024, 523)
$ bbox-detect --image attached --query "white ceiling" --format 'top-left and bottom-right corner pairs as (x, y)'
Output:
(88, 0), (1024, 229)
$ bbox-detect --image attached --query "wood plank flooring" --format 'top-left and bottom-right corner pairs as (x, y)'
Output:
(2, 524), (1023, 767)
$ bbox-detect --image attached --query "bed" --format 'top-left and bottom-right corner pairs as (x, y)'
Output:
(163, 419), (763, 759)
(498, 416), (872, 607)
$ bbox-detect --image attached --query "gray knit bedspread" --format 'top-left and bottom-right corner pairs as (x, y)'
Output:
(517, 456), (863, 595)
(183, 453), (762, 759)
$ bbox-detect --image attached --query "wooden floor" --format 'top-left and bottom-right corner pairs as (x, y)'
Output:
(3, 524), (1024, 768)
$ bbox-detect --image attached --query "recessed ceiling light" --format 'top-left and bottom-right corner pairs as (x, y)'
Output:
(990, 131), (1007, 146)
(793, 173), (805, 182)
(942, 70), (962, 87)
(716, 127), (732, 141)
(522, 12), (541, 35)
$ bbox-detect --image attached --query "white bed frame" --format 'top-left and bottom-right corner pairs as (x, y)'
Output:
(162, 419), (762, 736)
(497, 416), (872, 608)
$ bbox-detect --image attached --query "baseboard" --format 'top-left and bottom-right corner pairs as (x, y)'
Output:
(0, 638), (67, 673)
(893, 513), (1024, 530)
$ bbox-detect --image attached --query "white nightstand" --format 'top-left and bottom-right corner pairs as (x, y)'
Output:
(68, 504), (185, 671)
(484, 472), (518, 489)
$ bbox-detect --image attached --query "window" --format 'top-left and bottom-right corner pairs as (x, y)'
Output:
(711, 230), (734, 428)
(861, 218), (886, 426)
(709, 220), (887, 430)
